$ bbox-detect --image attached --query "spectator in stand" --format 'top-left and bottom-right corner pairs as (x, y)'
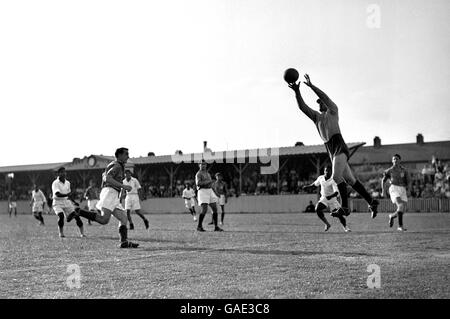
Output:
(421, 183), (435, 198)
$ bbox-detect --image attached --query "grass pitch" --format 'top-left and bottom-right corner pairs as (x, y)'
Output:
(0, 212), (449, 298)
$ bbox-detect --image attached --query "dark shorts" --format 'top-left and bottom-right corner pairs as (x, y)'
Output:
(325, 134), (350, 160)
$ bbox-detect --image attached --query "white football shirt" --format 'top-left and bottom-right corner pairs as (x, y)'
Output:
(313, 175), (339, 198)
(123, 177), (141, 195)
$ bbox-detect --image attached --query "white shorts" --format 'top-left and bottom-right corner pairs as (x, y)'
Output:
(125, 194), (141, 211)
(87, 199), (99, 211)
(9, 202), (17, 209)
(53, 199), (75, 216)
(96, 187), (124, 212)
(318, 196), (341, 212)
(197, 188), (218, 205)
(218, 195), (226, 206)
(389, 185), (408, 203)
(185, 198), (196, 209)
(32, 201), (45, 213)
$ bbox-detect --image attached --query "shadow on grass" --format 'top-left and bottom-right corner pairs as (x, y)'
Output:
(140, 245), (378, 257)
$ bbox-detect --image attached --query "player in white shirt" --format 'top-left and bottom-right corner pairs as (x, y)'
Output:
(122, 170), (149, 230)
(182, 183), (197, 221)
(30, 184), (46, 225)
(304, 167), (350, 232)
(51, 167), (85, 238)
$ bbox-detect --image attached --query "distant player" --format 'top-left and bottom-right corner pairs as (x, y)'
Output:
(72, 148), (139, 248)
(182, 183), (197, 221)
(381, 154), (410, 231)
(288, 74), (379, 218)
(52, 167), (85, 238)
(212, 173), (228, 226)
(8, 190), (17, 217)
(84, 179), (101, 225)
(304, 167), (350, 232)
(195, 161), (223, 232)
(30, 185), (46, 225)
(122, 170), (149, 230)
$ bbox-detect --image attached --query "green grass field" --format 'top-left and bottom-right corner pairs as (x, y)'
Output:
(0, 212), (449, 299)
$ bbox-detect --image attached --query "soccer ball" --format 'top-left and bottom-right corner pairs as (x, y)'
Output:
(283, 68), (299, 84)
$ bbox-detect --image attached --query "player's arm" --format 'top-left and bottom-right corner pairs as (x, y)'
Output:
(105, 167), (132, 191)
(30, 194), (34, 206)
(381, 171), (390, 197)
(288, 81), (319, 122)
(405, 169), (412, 193)
(303, 74), (338, 114)
(326, 191), (339, 200)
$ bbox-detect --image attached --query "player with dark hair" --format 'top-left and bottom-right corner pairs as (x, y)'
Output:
(288, 74), (379, 218)
(182, 183), (197, 221)
(71, 148), (139, 248)
(122, 170), (149, 230)
(30, 184), (46, 225)
(8, 190), (18, 217)
(52, 167), (85, 238)
(381, 154), (410, 231)
(84, 179), (101, 225)
(195, 161), (223, 232)
(212, 172), (228, 225)
(304, 167), (350, 232)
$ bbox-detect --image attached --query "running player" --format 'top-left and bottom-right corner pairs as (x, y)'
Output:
(52, 167), (85, 238)
(30, 185), (46, 225)
(122, 170), (149, 230)
(84, 179), (100, 225)
(182, 183), (197, 221)
(195, 161), (223, 232)
(304, 167), (350, 232)
(71, 148), (139, 248)
(8, 191), (17, 217)
(212, 173), (228, 226)
(288, 74), (379, 218)
(381, 154), (410, 231)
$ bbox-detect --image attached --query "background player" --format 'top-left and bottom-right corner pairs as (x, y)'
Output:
(195, 161), (223, 232)
(381, 154), (410, 231)
(122, 170), (149, 230)
(73, 148), (139, 248)
(304, 167), (350, 232)
(182, 183), (197, 221)
(288, 73), (379, 218)
(30, 184), (46, 225)
(52, 167), (85, 238)
(212, 173), (228, 226)
(84, 179), (101, 225)
(8, 190), (18, 217)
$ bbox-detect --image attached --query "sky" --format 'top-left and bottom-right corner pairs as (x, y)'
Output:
(0, 0), (449, 166)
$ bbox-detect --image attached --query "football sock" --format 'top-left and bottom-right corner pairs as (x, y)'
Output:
(221, 212), (225, 223)
(78, 209), (98, 221)
(75, 216), (83, 228)
(197, 213), (205, 228)
(212, 212), (218, 227)
(119, 225), (128, 243)
(316, 210), (329, 225)
(338, 215), (347, 227)
(398, 212), (404, 227)
(352, 181), (373, 204)
(337, 182), (349, 208)
(57, 213), (64, 229)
